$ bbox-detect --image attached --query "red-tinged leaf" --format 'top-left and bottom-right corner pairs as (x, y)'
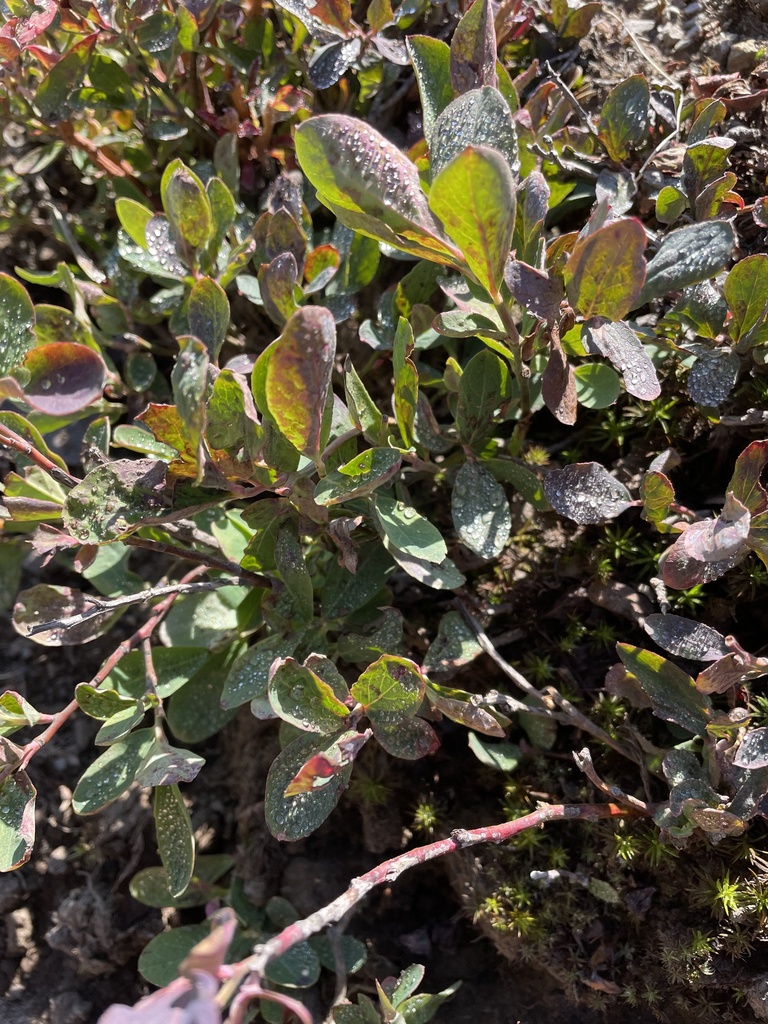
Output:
(137, 404), (197, 464)
(182, 907), (238, 977)
(12, 583), (122, 647)
(259, 306), (336, 462)
(1, 0), (56, 47)
(259, 252), (300, 325)
(564, 219), (647, 321)
(450, 0), (497, 94)
(0, 34), (19, 59)
(696, 638), (768, 695)
(303, 244), (340, 294)
(640, 469), (674, 523)
(371, 715), (439, 759)
(284, 729), (370, 796)
(306, 0), (353, 34)
(727, 440), (768, 515)
(582, 319), (660, 400)
(617, 644), (713, 736)
(21, 342), (106, 415)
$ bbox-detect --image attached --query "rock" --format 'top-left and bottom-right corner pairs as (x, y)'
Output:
(727, 39), (767, 74)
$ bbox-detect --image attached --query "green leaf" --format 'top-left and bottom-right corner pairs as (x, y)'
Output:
(295, 115), (459, 265)
(161, 587), (245, 648)
(257, 306), (336, 462)
(724, 254), (768, 349)
(75, 683), (139, 721)
(597, 75), (650, 161)
(430, 86), (518, 182)
(344, 357), (386, 443)
(315, 448), (401, 506)
(0, 691), (42, 737)
(451, 460), (510, 559)
(656, 185), (687, 225)
(269, 658), (350, 733)
(274, 524), (314, 624)
(136, 739), (205, 786)
(373, 493), (447, 563)
(166, 645), (242, 744)
(265, 733), (354, 841)
(372, 714), (438, 759)
(351, 655), (425, 717)
(322, 541), (395, 618)
(72, 728), (155, 814)
(35, 32), (95, 121)
(574, 362), (621, 408)
(171, 336), (208, 472)
(130, 854), (233, 909)
(406, 36), (453, 146)
(0, 738), (35, 870)
(154, 784), (194, 898)
(138, 923), (210, 986)
(428, 146), (515, 299)
(107, 647), (209, 700)
(450, 0), (496, 94)
(163, 164), (213, 251)
(456, 350), (511, 448)
(485, 458), (549, 510)
(266, 941), (321, 989)
(221, 634), (297, 710)
(639, 221), (735, 304)
(311, 934), (367, 974)
(617, 644), (713, 736)
(641, 469), (674, 524)
(393, 317), (419, 448)
(0, 274), (34, 375)
(116, 198), (152, 249)
(467, 733), (521, 772)
(188, 277), (230, 361)
(564, 219), (646, 321)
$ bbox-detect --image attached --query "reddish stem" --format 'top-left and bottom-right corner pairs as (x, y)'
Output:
(0, 566), (208, 785)
(245, 802), (633, 978)
(0, 423), (79, 489)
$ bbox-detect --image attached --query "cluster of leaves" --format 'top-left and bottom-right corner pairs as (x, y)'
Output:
(4, 0), (768, 1018)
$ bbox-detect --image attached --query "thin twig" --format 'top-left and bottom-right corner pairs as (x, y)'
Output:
(544, 60), (597, 135)
(0, 567), (207, 784)
(244, 802), (636, 979)
(0, 423), (79, 489)
(123, 535), (268, 586)
(572, 747), (654, 815)
(25, 577), (251, 637)
(457, 602), (639, 763)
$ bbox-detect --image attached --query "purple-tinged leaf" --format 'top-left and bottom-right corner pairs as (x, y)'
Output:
(22, 342), (106, 415)
(598, 75), (650, 162)
(543, 462), (632, 524)
(295, 116), (459, 265)
(697, 639), (768, 694)
(643, 613), (728, 662)
(12, 584), (122, 647)
(514, 171), (549, 263)
(639, 221), (735, 304)
(450, 0), (497, 94)
(617, 644), (712, 736)
(99, 970), (221, 1023)
(504, 258), (563, 321)
(564, 220), (647, 321)
(687, 348), (739, 406)
(542, 339), (577, 425)
(662, 531), (747, 590)
(681, 493), (750, 563)
(259, 252), (300, 325)
(259, 306), (336, 462)
(728, 439), (768, 515)
(583, 319), (660, 399)
(734, 728), (768, 770)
